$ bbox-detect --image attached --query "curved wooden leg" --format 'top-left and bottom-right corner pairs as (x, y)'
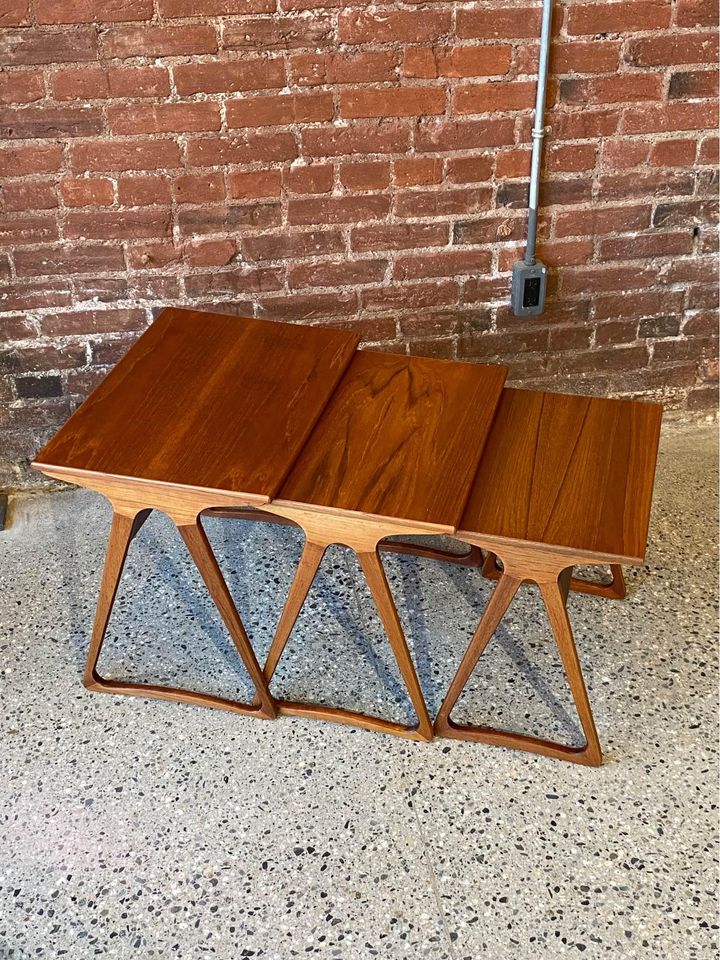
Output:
(178, 520), (276, 718)
(435, 569), (602, 766)
(264, 538), (432, 741)
(482, 552), (626, 601)
(84, 509), (150, 690)
(358, 550), (433, 741)
(85, 509), (276, 720)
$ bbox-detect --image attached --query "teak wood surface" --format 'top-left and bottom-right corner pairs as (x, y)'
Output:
(34, 307), (360, 508)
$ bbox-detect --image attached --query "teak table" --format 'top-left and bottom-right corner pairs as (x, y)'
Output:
(33, 308), (360, 720)
(33, 307), (662, 766)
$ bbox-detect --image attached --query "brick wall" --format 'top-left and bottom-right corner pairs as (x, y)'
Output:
(1, 0), (718, 489)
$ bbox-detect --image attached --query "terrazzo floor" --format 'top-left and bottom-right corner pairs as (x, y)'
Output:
(0, 423), (717, 960)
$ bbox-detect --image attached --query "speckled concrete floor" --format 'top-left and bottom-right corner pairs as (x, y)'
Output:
(1, 423), (717, 960)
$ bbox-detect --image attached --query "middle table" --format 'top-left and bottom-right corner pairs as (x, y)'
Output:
(256, 349), (507, 740)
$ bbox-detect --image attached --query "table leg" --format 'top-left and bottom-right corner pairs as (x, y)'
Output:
(83, 509), (276, 720)
(435, 567), (603, 766)
(261, 534), (433, 741)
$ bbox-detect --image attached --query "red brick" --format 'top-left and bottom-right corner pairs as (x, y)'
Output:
(242, 229), (344, 261)
(291, 51), (398, 86)
(626, 32), (718, 65)
(446, 156), (493, 183)
(454, 80), (538, 114)
(0, 144), (62, 177)
(596, 288), (685, 320)
(289, 194), (390, 226)
(1, 281), (72, 311)
(567, 1), (671, 35)
(103, 24), (217, 58)
(0, 105), (102, 139)
(176, 204), (281, 236)
(394, 158), (443, 187)
(65, 209), (171, 241)
(224, 15), (333, 49)
(227, 93), (333, 128)
(555, 204), (651, 237)
(561, 265), (658, 297)
(698, 136), (719, 164)
(284, 163), (334, 194)
(404, 45), (512, 79)
(495, 148), (531, 178)
(395, 250), (491, 281)
(601, 139), (650, 170)
(546, 143), (597, 172)
(175, 173), (225, 204)
(302, 122), (410, 158)
(669, 69), (718, 99)
(127, 241), (181, 270)
(0, 314), (36, 339)
(676, 0), (718, 26)
(52, 65), (170, 100)
(3, 180), (57, 211)
(174, 59), (285, 96)
(71, 139), (181, 172)
(108, 102), (221, 135)
(1, 0), (30, 26)
(61, 178), (114, 207)
(560, 73), (663, 104)
(351, 222), (448, 253)
(622, 100), (715, 134)
(40, 309), (146, 336)
(0, 214), (59, 245)
(184, 239), (237, 268)
(517, 40), (621, 74)
(598, 232), (694, 261)
(415, 118), (515, 152)
(228, 169), (282, 199)
(454, 215), (526, 245)
(159, 0), (273, 14)
(289, 259), (387, 289)
(362, 281), (459, 311)
(257, 292), (357, 322)
(650, 138), (699, 166)
(457, 6), (542, 38)
(0, 70), (44, 105)
(653, 198), (717, 228)
(396, 187), (491, 218)
(36, 0), (151, 22)
(118, 175), (172, 207)
(187, 132), (297, 166)
(549, 109), (619, 140)
(340, 161), (391, 191)
(14, 245), (124, 276)
(184, 268), (284, 299)
(0, 27), (97, 65)
(339, 9), (451, 43)
(341, 87), (445, 120)
(597, 170), (694, 201)
(498, 240), (592, 271)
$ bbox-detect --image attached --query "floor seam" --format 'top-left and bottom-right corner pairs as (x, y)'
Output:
(409, 792), (459, 960)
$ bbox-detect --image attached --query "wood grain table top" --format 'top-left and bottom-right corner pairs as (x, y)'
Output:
(33, 308), (360, 503)
(276, 350), (508, 532)
(458, 388), (663, 564)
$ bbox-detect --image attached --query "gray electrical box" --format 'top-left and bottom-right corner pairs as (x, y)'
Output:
(511, 260), (547, 317)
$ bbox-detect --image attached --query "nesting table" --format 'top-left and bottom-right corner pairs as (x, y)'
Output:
(33, 307), (662, 765)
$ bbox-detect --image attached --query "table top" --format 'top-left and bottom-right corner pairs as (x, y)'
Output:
(33, 308), (360, 503)
(277, 350), (508, 532)
(458, 388), (663, 564)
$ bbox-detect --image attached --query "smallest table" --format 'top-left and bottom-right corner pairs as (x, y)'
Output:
(435, 388), (663, 766)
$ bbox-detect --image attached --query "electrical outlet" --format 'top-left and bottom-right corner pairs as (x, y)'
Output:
(511, 260), (547, 317)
